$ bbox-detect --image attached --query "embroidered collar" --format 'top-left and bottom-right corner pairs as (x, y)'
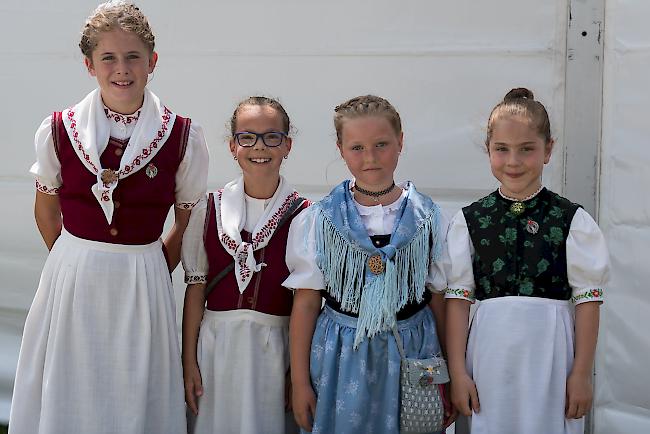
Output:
(215, 176), (301, 294)
(104, 106), (141, 125)
(62, 88), (176, 224)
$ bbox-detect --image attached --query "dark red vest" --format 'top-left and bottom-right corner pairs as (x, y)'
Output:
(203, 192), (308, 316)
(52, 111), (191, 244)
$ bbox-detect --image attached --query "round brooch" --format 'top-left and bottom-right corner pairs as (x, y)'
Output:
(367, 255), (384, 275)
(526, 219), (539, 234)
(510, 202), (525, 215)
(100, 169), (118, 185)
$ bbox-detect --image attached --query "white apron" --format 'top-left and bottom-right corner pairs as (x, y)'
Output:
(466, 296), (584, 434)
(188, 309), (297, 434)
(9, 230), (186, 434)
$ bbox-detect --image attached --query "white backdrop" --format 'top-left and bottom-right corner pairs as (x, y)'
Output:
(0, 1), (647, 432)
(595, 1), (650, 432)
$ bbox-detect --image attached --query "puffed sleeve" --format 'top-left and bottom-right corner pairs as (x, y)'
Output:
(29, 116), (62, 194)
(426, 211), (450, 293)
(444, 210), (477, 302)
(567, 208), (609, 304)
(283, 206), (325, 290)
(181, 195), (209, 284)
(175, 122), (209, 210)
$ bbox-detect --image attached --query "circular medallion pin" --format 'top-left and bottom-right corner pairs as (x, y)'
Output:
(367, 255), (384, 275)
(510, 202), (525, 215)
(100, 168), (118, 185)
(145, 163), (158, 179)
(526, 219), (539, 234)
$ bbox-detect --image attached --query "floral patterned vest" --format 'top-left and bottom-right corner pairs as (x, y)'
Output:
(463, 188), (580, 301)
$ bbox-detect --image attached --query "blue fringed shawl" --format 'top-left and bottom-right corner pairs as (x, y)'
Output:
(313, 180), (443, 348)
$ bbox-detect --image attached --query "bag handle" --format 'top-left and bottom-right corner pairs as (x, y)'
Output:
(204, 197), (308, 296)
(391, 324), (406, 360)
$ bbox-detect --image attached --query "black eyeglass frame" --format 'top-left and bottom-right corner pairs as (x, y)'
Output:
(233, 131), (288, 148)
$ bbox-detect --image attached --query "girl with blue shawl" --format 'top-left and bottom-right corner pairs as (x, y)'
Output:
(284, 95), (451, 434)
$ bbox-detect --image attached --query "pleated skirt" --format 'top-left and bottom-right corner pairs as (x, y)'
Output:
(9, 230), (186, 434)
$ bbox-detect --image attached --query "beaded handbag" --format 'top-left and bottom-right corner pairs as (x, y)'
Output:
(392, 326), (449, 433)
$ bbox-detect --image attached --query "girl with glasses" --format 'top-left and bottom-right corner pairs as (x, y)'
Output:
(285, 95), (453, 434)
(10, 2), (208, 433)
(182, 96), (307, 434)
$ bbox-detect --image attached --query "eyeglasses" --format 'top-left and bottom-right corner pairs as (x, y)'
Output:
(234, 131), (287, 148)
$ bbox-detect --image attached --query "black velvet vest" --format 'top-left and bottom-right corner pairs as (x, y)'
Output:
(463, 188), (580, 301)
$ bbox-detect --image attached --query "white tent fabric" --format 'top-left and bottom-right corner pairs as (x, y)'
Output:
(595, 1), (650, 432)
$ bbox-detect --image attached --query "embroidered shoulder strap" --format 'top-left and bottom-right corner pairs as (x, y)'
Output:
(204, 196), (308, 296)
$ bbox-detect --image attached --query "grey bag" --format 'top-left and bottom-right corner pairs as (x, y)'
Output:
(392, 326), (449, 433)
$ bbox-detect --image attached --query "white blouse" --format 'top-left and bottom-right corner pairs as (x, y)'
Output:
(182, 194), (271, 284)
(283, 187), (450, 293)
(30, 112), (208, 210)
(444, 207), (609, 305)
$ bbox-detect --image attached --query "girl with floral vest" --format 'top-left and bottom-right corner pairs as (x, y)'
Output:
(10, 2), (208, 433)
(446, 88), (609, 434)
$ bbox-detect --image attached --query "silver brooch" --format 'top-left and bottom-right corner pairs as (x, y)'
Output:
(145, 163), (158, 179)
(526, 219), (539, 234)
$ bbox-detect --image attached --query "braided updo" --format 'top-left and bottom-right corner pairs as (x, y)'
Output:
(333, 95), (402, 143)
(486, 87), (551, 146)
(79, 1), (155, 59)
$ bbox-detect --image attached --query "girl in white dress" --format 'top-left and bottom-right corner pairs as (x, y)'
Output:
(182, 97), (304, 434)
(10, 2), (208, 433)
(445, 88), (609, 434)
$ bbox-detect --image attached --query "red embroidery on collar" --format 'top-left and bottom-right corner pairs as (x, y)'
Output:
(66, 106), (172, 177)
(104, 108), (141, 124)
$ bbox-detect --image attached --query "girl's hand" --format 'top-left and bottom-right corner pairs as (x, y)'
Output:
(183, 362), (203, 416)
(292, 382), (316, 432)
(565, 371), (593, 419)
(450, 373), (480, 416)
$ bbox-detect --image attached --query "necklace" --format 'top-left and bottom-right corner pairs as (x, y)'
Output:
(353, 182), (396, 202)
(498, 186), (543, 215)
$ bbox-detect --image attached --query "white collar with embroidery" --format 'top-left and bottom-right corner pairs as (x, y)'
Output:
(62, 88), (176, 224)
(104, 105), (141, 125)
(215, 176), (300, 294)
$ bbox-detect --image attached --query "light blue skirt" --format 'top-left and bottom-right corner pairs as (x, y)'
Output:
(306, 305), (443, 434)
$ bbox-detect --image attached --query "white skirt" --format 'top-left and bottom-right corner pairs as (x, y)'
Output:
(188, 309), (298, 434)
(9, 231), (186, 434)
(466, 296), (584, 434)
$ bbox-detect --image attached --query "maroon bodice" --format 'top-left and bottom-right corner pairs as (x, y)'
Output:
(203, 192), (308, 316)
(52, 111), (191, 244)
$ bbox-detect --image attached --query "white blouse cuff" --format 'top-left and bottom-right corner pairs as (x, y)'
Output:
(35, 178), (60, 195)
(445, 286), (476, 303)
